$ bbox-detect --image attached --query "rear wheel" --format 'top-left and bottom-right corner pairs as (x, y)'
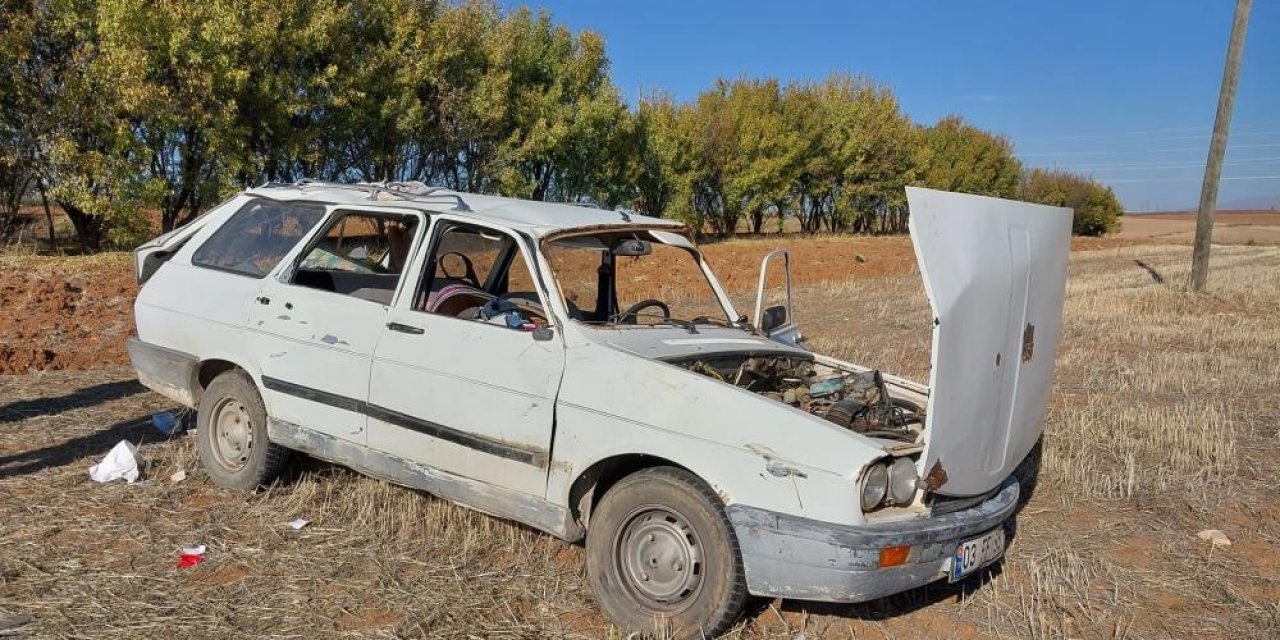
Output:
(585, 467), (747, 639)
(196, 370), (288, 489)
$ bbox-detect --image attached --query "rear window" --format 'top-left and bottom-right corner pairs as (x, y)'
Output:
(192, 199), (326, 277)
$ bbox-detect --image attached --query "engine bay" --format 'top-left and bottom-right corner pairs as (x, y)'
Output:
(672, 354), (926, 443)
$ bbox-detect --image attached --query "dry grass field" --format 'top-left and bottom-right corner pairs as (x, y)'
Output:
(1, 239), (1278, 638)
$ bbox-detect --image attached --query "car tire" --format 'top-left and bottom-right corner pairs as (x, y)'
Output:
(196, 370), (288, 490)
(585, 466), (748, 639)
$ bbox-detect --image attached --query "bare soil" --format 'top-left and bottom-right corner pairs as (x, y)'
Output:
(1, 237), (1278, 639)
(1118, 210), (1280, 245)
(0, 254), (137, 374)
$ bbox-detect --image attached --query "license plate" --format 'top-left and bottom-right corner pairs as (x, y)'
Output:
(949, 527), (1006, 582)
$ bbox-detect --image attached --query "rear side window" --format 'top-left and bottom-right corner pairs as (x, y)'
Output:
(192, 199), (326, 277)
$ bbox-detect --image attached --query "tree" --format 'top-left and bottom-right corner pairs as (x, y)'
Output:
(1019, 168), (1124, 235)
(919, 115), (1021, 198)
(0, 1), (41, 240)
(778, 74), (917, 234)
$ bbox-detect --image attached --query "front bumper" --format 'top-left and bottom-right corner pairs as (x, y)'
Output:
(726, 478), (1019, 603)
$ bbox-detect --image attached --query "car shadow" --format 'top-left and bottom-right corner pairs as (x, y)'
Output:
(0, 379), (146, 424)
(0, 413), (160, 480)
(745, 563), (1005, 623)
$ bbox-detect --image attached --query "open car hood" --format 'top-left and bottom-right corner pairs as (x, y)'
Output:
(908, 187), (1072, 497)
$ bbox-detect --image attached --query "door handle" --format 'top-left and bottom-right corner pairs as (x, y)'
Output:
(256, 296), (270, 305)
(387, 321), (424, 335)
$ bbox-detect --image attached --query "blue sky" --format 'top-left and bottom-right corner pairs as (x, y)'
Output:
(503, 1), (1279, 211)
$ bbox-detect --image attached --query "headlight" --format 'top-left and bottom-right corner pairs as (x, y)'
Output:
(860, 462), (889, 511)
(888, 457), (919, 505)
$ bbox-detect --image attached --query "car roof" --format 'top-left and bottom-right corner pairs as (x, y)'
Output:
(244, 181), (686, 239)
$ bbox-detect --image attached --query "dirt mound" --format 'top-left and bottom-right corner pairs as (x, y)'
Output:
(0, 255), (137, 374)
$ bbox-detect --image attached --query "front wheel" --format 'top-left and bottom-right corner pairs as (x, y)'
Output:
(196, 370), (288, 490)
(585, 467), (748, 639)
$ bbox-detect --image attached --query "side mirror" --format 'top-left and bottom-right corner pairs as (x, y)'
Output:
(760, 305), (787, 334)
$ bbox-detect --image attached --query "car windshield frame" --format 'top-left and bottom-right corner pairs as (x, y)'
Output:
(540, 228), (736, 329)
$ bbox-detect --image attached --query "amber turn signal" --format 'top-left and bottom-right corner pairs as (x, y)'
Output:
(878, 545), (911, 568)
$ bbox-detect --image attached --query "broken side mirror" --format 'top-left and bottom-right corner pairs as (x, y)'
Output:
(760, 305), (787, 334)
(753, 249), (802, 347)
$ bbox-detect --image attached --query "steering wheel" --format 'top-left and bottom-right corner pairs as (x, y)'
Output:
(438, 251), (480, 286)
(616, 299), (670, 325)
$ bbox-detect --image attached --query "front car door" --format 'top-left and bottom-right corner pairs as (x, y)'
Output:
(367, 216), (564, 497)
(249, 206), (427, 445)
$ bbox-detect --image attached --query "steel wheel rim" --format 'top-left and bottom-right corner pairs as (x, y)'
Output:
(210, 397), (253, 472)
(613, 506), (704, 612)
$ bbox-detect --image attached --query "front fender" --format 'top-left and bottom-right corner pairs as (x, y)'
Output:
(549, 341), (886, 525)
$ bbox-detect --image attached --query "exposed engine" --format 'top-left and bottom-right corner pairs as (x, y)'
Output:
(675, 354), (925, 443)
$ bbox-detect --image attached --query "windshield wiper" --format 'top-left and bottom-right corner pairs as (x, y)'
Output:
(659, 318), (700, 334)
(690, 316), (738, 329)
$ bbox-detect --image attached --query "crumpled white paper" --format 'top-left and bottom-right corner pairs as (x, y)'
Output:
(88, 440), (142, 484)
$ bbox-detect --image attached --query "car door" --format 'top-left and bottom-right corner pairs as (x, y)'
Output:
(367, 216), (564, 497)
(249, 206), (427, 446)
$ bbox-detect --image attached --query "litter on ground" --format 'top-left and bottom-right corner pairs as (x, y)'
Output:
(151, 411), (179, 435)
(177, 544), (206, 569)
(88, 440), (142, 484)
(1197, 529), (1232, 547)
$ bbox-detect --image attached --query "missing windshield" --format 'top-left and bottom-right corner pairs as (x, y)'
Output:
(543, 230), (732, 329)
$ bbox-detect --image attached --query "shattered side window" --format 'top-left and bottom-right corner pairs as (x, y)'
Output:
(192, 199), (326, 278)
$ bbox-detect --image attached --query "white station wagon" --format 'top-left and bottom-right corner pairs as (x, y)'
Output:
(128, 181), (1071, 638)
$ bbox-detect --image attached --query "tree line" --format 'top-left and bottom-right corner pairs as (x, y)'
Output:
(0, 0), (1122, 250)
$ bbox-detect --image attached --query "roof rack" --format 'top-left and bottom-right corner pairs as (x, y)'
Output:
(566, 200), (632, 222)
(264, 179), (471, 212)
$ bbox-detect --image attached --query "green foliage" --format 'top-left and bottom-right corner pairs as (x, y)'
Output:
(919, 115), (1022, 199)
(1019, 168), (1124, 235)
(6, 0), (1099, 250)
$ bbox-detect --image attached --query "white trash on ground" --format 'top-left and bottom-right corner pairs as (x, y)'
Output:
(169, 469), (187, 483)
(1197, 529), (1232, 547)
(88, 440), (142, 484)
(288, 518), (310, 530)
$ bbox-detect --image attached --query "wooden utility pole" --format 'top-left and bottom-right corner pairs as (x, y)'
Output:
(1190, 0), (1252, 292)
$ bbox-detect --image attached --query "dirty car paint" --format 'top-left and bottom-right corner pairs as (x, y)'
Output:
(907, 187), (1071, 497)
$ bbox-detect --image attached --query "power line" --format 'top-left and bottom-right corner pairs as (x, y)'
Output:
(1017, 142), (1280, 158)
(1105, 174), (1277, 184)
(1014, 118), (1280, 143)
(1019, 130), (1280, 151)
(1049, 157), (1280, 171)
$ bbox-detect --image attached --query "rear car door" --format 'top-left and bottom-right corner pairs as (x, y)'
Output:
(249, 206), (427, 445)
(367, 216), (563, 497)
(137, 197), (323, 381)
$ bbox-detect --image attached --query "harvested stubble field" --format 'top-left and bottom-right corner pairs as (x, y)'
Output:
(1, 238), (1278, 639)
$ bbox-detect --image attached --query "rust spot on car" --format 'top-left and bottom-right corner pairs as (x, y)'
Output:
(923, 459), (948, 491)
(1021, 323), (1035, 362)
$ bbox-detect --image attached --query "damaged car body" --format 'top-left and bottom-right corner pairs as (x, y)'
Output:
(128, 182), (1072, 638)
